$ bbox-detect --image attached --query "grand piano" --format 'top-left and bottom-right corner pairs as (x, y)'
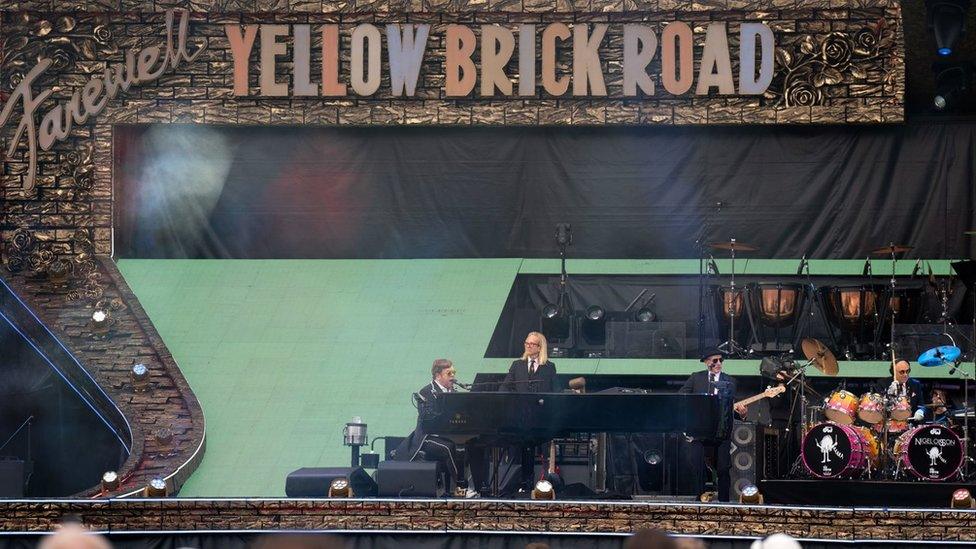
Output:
(419, 391), (729, 443)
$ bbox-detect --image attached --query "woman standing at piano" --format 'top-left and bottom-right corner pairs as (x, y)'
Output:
(501, 331), (558, 492)
(501, 331), (558, 393)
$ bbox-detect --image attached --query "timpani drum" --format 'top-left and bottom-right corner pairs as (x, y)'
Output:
(750, 282), (804, 328)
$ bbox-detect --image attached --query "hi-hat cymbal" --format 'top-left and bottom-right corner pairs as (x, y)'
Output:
(870, 244), (913, 255)
(801, 338), (839, 376)
(965, 231), (976, 236)
(708, 240), (759, 252)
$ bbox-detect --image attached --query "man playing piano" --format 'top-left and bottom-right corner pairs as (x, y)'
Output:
(394, 359), (469, 494)
(501, 331), (557, 492)
(679, 350), (747, 502)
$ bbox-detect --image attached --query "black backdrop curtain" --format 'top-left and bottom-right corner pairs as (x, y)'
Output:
(114, 121), (976, 259)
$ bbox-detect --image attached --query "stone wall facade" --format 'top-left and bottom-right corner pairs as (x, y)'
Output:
(2, 259), (206, 497)
(1, 499), (975, 542)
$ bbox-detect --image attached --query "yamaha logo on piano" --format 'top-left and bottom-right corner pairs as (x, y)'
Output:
(450, 413), (466, 425)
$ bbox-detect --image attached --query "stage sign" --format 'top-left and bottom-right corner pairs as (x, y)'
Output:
(225, 22), (776, 99)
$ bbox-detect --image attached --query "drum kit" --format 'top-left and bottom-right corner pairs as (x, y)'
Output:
(794, 340), (973, 482)
(698, 237), (976, 481)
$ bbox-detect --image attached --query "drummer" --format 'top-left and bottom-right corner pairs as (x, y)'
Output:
(924, 388), (955, 426)
(872, 359), (925, 424)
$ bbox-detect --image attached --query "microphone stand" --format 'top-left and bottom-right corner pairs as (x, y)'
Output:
(948, 361), (972, 479)
(696, 202), (721, 355)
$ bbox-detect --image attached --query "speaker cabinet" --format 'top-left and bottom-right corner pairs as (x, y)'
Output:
(375, 460), (442, 497)
(730, 421), (762, 499)
(284, 467), (377, 497)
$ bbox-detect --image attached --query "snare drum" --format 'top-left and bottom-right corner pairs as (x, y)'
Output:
(824, 390), (859, 424)
(857, 392), (885, 424)
(894, 424), (963, 481)
(889, 395), (912, 421)
(802, 422), (870, 479)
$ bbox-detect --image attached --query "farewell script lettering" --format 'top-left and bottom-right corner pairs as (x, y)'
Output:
(0, 9), (204, 191)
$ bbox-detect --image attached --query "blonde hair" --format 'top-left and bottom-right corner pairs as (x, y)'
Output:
(521, 331), (549, 365)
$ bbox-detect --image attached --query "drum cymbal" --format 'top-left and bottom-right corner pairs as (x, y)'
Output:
(918, 345), (962, 367)
(952, 408), (976, 418)
(801, 338), (839, 376)
(708, 240), (759, 252)
(964, 231), (976, 236)
(870, 244), (913, 255)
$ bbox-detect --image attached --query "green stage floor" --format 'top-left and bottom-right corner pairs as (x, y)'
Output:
(117, 258), (965, 496)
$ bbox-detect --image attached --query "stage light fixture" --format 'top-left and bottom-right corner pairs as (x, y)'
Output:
(933, 62), (972, 112)
(131, 363), (150, 392)
(343, 417), (368, 447)
(554, 223), (573, 247)
(634, 306), (655, 322)
(643, 450), (662, 466)
(328, 477), (353, 497)
(927, 0), (971, 56)
(585, 305), (604, 322)
(581, 305), (607, 344)
(343, 417), (368, 468)
(739, 483), (764, 505)
(144, 477), (168, 497)
(951, 488), (975, 508)
(90, 309), (110, 336)
(531, 479), (555, 500)
(101, 471), (119, 492)
(541, 304), (571, 344)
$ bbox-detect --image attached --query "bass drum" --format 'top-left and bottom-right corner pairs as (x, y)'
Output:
(894, 424), (963, 481)
(801, 422), (869, 479)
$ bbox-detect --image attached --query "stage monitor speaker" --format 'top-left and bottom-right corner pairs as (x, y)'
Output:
(0, 458), (25, 498)
(375, 460), (442, 497)
(284, 467), (377, 497)
(729, 421), (761, 499)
